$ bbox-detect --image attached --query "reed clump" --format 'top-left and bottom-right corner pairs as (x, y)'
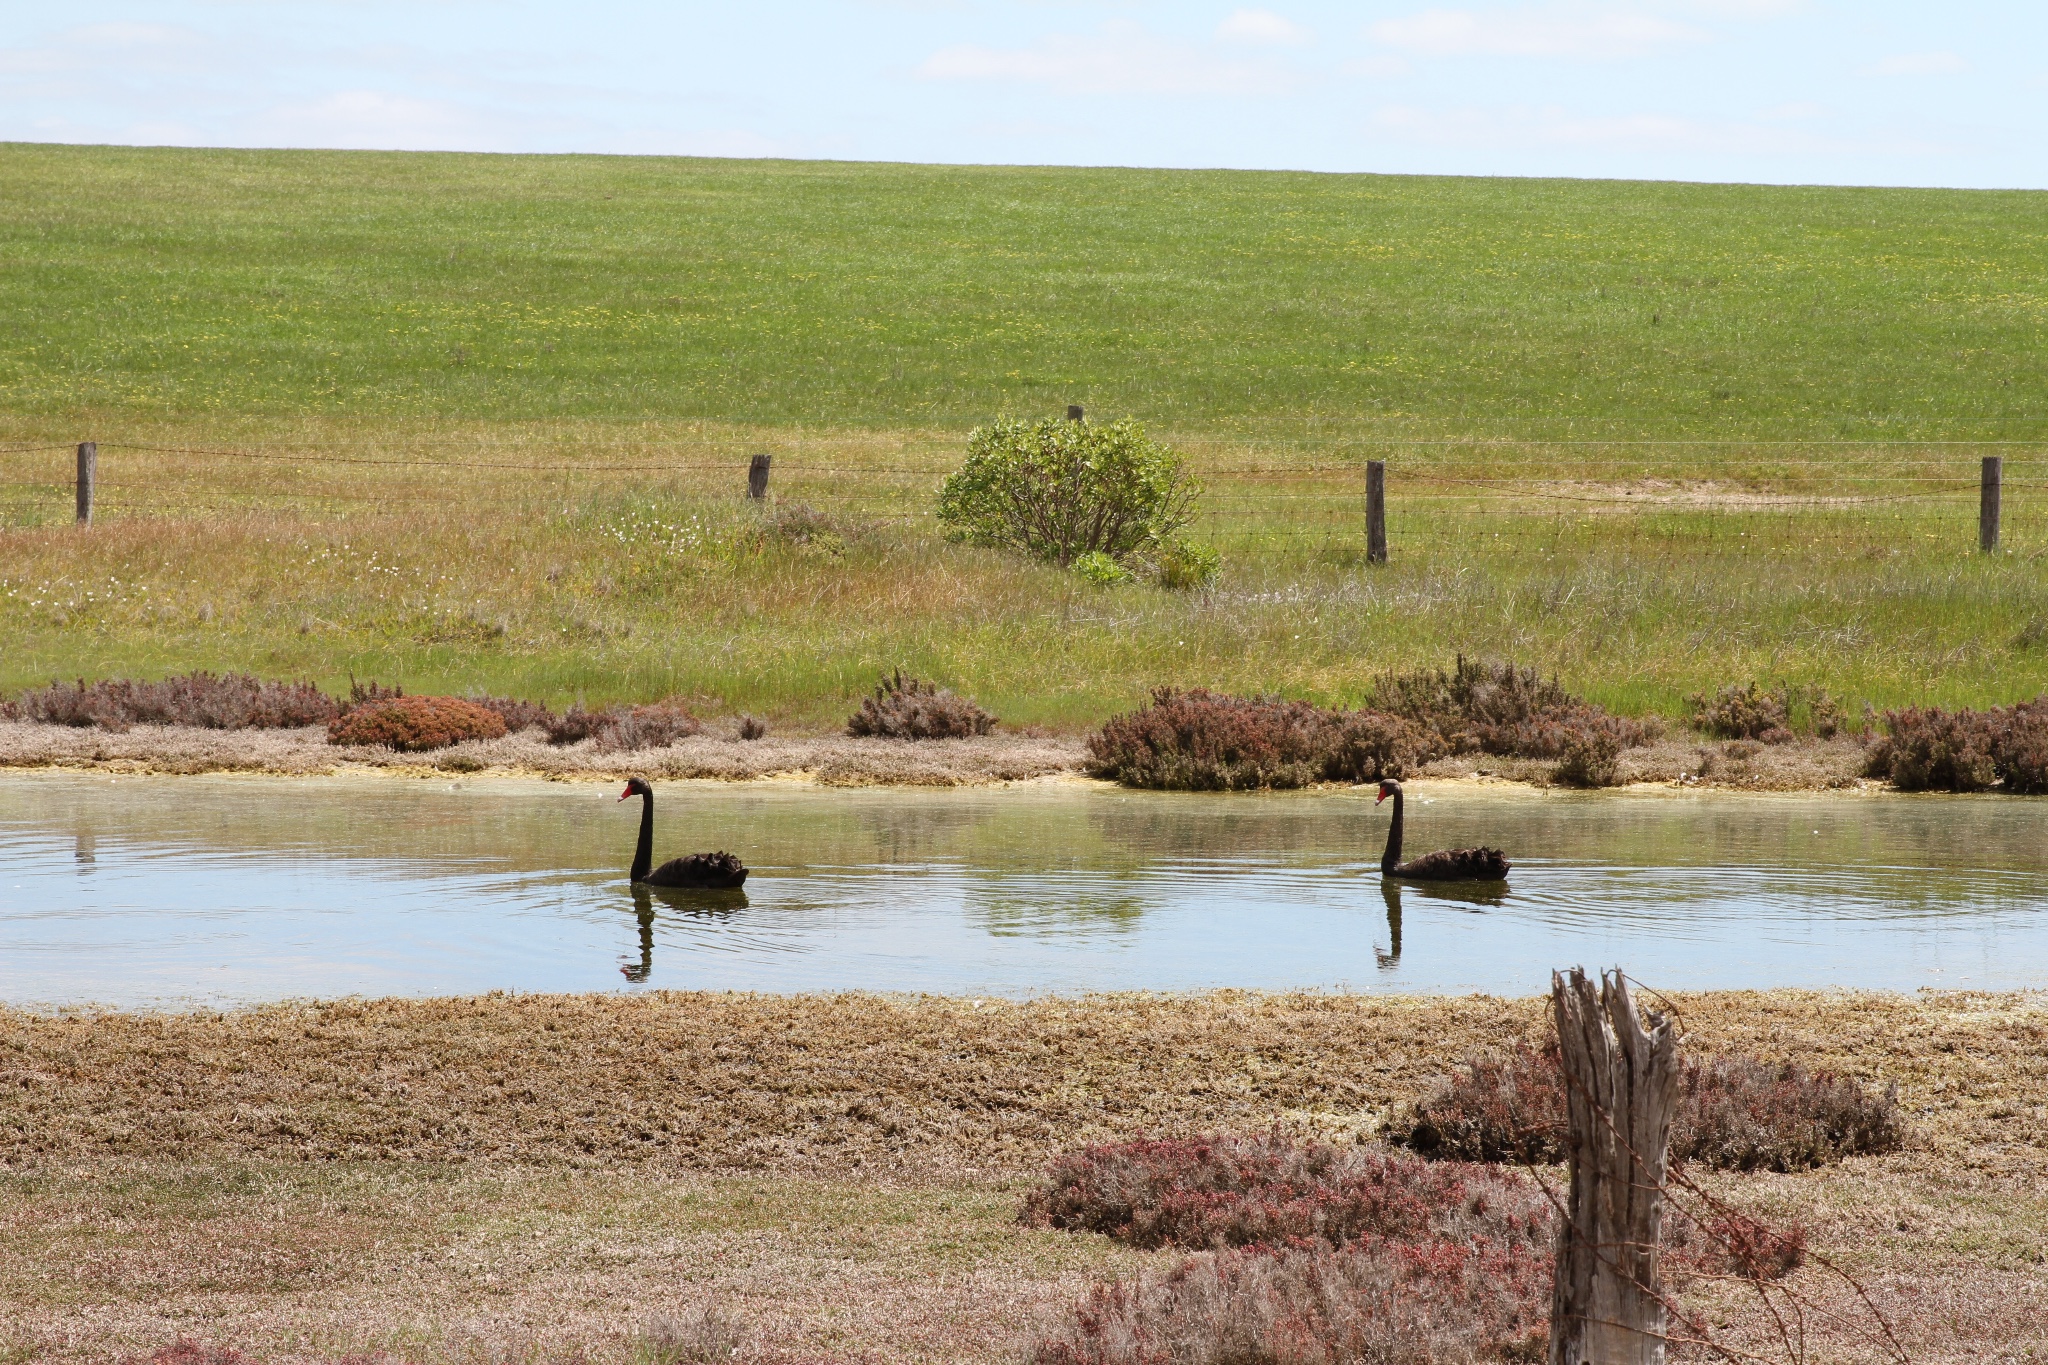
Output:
(1396, 1041), (1905, 1172)
(846, 669), (997, 739)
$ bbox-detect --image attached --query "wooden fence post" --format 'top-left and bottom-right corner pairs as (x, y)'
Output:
(1366, 460), (1387, 564)
(75, 441), (96, 526)
(1550, 967), (1679, 1365)
(1982, 456), (2002, 554)
(1067, 405), (1085, 422)
(747, 453), (771, 500)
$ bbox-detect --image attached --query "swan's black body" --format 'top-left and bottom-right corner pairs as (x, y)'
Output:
(1375, 779), (1509, 882)
(620, 777), (749, 889)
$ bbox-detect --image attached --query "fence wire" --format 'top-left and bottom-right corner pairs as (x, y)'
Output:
(0, 439), (2038, 551)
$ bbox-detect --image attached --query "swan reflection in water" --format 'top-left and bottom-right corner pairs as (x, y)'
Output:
(1374, 877), (1510, 971)
(620, 883), (750, 982)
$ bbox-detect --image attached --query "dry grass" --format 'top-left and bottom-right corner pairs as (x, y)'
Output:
(3, 990), (2046, 1363)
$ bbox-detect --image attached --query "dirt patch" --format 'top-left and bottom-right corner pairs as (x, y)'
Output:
(0, 721), (1087, 787)
(1417, 733), (1872, 792)
(4, 990), (2042, 1179)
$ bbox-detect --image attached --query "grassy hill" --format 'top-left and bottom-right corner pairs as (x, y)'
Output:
(5, 142), (2047, 438)
(0, 144), (2043, 724)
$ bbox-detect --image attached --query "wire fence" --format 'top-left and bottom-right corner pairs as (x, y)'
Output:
(0, 438), (2039, 553)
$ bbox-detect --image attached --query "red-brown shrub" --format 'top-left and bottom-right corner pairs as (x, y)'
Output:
(1398, 1044), (1904, 1172)
(1396, 1042), (1569, 1166)
(1372, 657), (1660, 763)
(1863, 696), (2048, 793)
(126, 1344), (254, 1365)
(1992, 697), (2048, 794)
(13, 673), (339, 732)
(1020, 1132), (1552, 1253)
(1552, 728), (1622, 787)
(542, 701), (702, 749)
(1665, 1207), (1807, 1283)
(1081, 660), (1662, 791)
(1086, 688), (1334, 790)
(1687, 683), (1795, 743)
(326, 696), (509, 751)
(1030, 1239), (1551, 1365)
(470, 695), (554, 733)
(1322, 710), (1448, 784)
(589, 703), (703, 752)
(543, 703), (615, 745)
(1862, 706), (1998, 791)
(846, 669), (997, 739)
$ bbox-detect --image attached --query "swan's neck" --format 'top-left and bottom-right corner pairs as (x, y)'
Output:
(1380, 788), (1403, 874)
(631, 792), (654, 883)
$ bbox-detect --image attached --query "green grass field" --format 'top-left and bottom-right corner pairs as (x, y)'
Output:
(1, 143), (2044, 725)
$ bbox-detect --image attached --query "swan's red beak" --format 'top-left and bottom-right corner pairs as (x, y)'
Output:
(1375, 790), (1387, 804)
(617, 785), (632, 802)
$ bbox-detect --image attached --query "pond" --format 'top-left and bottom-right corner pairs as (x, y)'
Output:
(2, 771), (2045, 1007)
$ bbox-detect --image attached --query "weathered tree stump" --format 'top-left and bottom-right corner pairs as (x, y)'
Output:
(1550, 967), (1680, 1365)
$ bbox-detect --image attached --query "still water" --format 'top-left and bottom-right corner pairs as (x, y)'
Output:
(2, 771), (2045, 1007)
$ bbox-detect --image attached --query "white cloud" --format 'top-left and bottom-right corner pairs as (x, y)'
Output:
(1674, 0), (1803, 15)
(259, 90), (503, 151)
(1343, 55), (1413, 78)
(1217, 9), (1309, 47)
(918, 21), (1299, 95)
(1863, 52), (1968, 77)
(1368, 102), (1941, 157)
(1369, 6), (1708, 60)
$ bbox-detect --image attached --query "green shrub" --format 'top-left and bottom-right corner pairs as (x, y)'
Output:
(1153, 539), (1219, 591)
(1072, 550), (1135, 586)
(936, 416), (1199, 567)
(327, 696), (508, 751)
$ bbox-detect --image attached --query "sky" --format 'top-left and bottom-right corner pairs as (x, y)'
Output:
(3, 2), (2044, 188)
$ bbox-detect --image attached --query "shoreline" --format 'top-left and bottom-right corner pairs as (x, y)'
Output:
(0, 719), (1884, 792)
(6, 987), (2045, 1363)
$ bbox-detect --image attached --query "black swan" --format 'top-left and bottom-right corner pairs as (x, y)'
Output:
(619, 777), (748, 889)
(1375, 779), (1509, 882)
